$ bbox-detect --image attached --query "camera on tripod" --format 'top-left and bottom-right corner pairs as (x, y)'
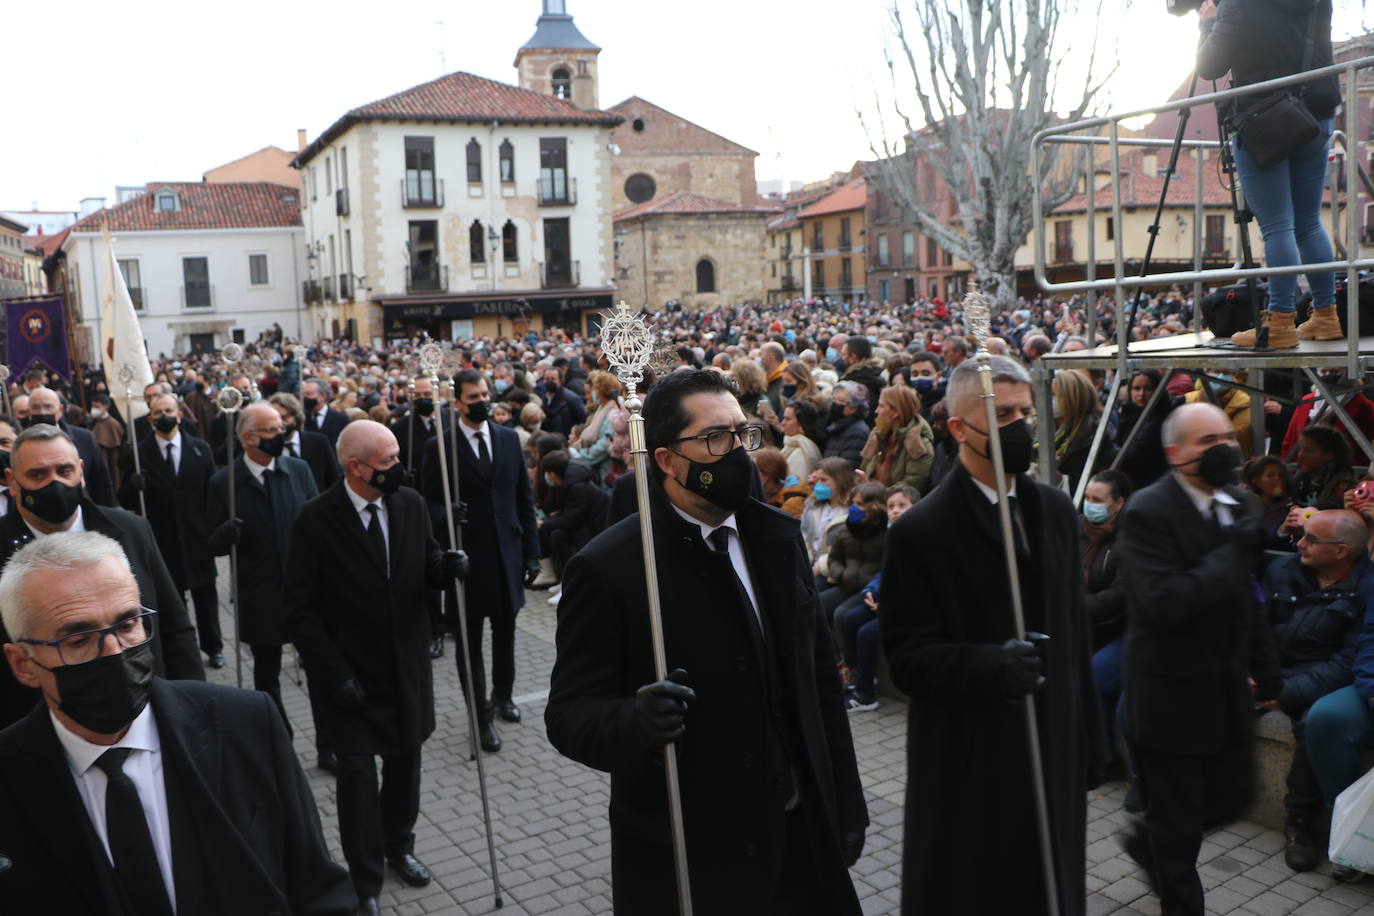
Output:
(1167, 0), (1203, 15)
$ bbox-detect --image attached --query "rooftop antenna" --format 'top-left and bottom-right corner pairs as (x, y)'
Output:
(437, 20), (446, 73)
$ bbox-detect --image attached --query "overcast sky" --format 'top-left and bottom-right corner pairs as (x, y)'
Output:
(5, 0), (1370, 214)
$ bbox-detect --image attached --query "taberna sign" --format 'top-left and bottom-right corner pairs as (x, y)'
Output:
(385, 293), (612, 321)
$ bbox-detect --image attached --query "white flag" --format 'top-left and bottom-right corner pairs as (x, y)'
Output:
(101, 236), (154, 420)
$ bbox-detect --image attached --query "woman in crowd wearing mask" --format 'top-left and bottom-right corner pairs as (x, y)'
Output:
(822, 382), (872, 469)
(1244, 455), (1295, 547)
(780, 400), (824, 480)
(753, 447), (792, 510)
(783, 360), (826, 413)
(839, 485), (919, 712)
(801, 458), (858, 590)
(1291, 425), (1355, 510)
(822, 482), (890, 618)
(518, 402), (545, 460)
(1054, 370), (1116, 494)
(729, 360), (770, 430)
(860, 386), (935, 495)
(1115, 370), (1178, 488)
(1184, 369), (1253, 457)
(576, 371), (627, 488)
(1081, 469), (1134, 758)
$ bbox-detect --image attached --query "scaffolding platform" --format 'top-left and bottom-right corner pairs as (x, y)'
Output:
(1038, 332), (1374, 373)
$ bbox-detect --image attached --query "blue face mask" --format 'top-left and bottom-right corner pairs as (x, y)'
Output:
(825, 347), (840, 364)
(494, 378), (510, 394)
(913, 376), (935, 393)
(1083, 502), (1111, 524)
(847, 504), (868, 524)
(783, 475), (799, 488)
(813, 482), (833, 502)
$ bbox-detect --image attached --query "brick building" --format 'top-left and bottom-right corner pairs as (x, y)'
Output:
(607, 97), (760, 210)
(797, 179), (867, 303)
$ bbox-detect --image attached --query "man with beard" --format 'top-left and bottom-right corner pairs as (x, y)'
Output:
(547, 368), (867, 915)
(881, 356), (1102, 916)
(1117, 402), (1281, 915)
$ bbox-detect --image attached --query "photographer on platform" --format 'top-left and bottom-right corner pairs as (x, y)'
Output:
(1197, 0), (1340, 349)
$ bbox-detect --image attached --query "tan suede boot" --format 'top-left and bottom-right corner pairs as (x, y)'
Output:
(1296, 305), (1344, 340)
(1231, 310), (1297, 348)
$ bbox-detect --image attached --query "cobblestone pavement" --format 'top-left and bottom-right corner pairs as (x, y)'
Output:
(203, 575), (1374, 914)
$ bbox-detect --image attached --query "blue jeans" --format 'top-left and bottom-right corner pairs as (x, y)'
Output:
(1092, 637), (1125, 733)
(841, 604), (881, 694)
(1233, 118), (1336, 314)
(1305, 684), (1374, 806)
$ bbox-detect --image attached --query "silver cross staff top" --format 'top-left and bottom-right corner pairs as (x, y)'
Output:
(600, 301), (654, 397)
(962, 280), (992, 355)
(116, 364), (136, 388)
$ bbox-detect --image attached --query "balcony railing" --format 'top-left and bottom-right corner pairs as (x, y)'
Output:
(303, 280), (322, 305)
(538, 176), (577, 206)
(181, 283), (213, 309)
(128, 286), (146, 310)
(336, 188), (349, 216)
(839, 235), (852, 251)
(401, 177), (444, 208)
(407, 263), (449, 293)
(781, 276), (798, 290)
(541, 260), (580, 289)
(338, 273), (352, 300)
(323, 276), (336, 301)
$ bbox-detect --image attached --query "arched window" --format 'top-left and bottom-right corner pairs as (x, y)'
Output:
(466, 139), (482, 183)
(499, 140), (515, 183)
(624, 173), (656, 204)
(551, 67), (571, 100)
(696, 259), (716, 294)
(503, 220), (518, 263)
(470, 220), (485, 263)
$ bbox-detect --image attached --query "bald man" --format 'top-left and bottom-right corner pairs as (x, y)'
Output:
(285, 421), (465, 913)
(26, 386), (115, 506)
(1117, 402), (1282, 915)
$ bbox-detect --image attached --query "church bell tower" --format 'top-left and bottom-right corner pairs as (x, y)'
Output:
(514, 0), (601, 111)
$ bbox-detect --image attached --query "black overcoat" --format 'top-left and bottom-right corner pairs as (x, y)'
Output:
(294, 429), (340, 494)
(284, 482), (445, 756)
(117, 432), (217, 590)
(65, 421), (116, 507)
(419, 421), (537, 620)
(881, 461), (1103, 916)
(0, 499), (206, 729)
(546, 491), (867, 915)
(0, 679), (355, 915)
(206, 455), (317, 646)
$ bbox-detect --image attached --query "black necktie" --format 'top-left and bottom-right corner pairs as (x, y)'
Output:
(709, 528), (765, 648)
(366, 504), (388, 577)
(93, 748), (173, 916)
(164, 443), (174, 472)
(475, 431), (492, 473)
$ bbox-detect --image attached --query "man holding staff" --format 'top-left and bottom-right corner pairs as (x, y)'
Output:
(546, 368), (866, 915)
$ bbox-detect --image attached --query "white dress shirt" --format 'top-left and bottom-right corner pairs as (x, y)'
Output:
(243, 452), (276, 484)
(0, 490), (10, 517)
(461, 419), (493, 459)
(22, 506), (87, 540)
(155, 430), (183, 475)
(344, 478), (390, 558)
(671, 504), (762, 632)
(1174, 472), (1238, 526)
(52, 705), (177, 912)
(284, 430), (302, 460)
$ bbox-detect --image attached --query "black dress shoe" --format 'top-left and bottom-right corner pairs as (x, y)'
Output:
(429, 636), (445, 659)
(207, 653), (226, 669)
(479, 718), (502, 753)
(493, 696), (521, 723)
(356, 896), (380, 916)
(387, 853), (432, 887)
(1119, 821), (1157, 891)
(317, 752), (338, 775)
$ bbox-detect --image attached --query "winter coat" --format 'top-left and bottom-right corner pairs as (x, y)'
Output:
(541, 460), (610, 549)
(782, 434), (822, 480)
(822, 414), (870, 468)
(1198, 0), (1338, 121)
(1082, 517), (1126, 651)
(826, 522), (888, 595)
(1264, 553), (1373, 716)
(800, 500), (847, 575)
(860, 417), (935, 495)
(840, 360), (886, 417)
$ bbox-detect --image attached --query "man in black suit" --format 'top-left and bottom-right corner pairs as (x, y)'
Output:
(546, 369), (867, 914)
(27, 386), (115, 507)
(0, 423), (205, 730)
(303, 378), (349, 447)
(206, 402), (320, 733)
(881, 357), (1102, 916)
(287, 420), (466, 915)
(119, 393), (222, 668)
(1117, 402), (1282, 915)
(391, 376), (445, 474)
(421, 369), (539, 753)
(0, 531), (355, 915)
(537, 365), (587, 437)
(131, 382), (201, 442)
(271, 392), (340, 492)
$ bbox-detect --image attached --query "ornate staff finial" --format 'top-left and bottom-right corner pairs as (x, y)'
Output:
(962, 278), (991, 354)
(116, 364), (135, 387)
(418, 342), (445, 375)
(600, 301), (654, 397)
(0, 365), (11, 385)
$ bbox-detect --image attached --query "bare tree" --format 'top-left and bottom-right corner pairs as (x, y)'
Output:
(865, 0), (1113, 309)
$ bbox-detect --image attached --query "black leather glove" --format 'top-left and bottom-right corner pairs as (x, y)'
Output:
(451, 501), (468, 525)
(999, 637), (1046, 699)
(333, 677), (367, 713)
(524, 557), (541, 580)
(841, 830), (865, 867)
(125, 472), (146, 492)
(443, 549), (470, 581)
(632, 668), (695, 749)
(210, 518), (242, 549)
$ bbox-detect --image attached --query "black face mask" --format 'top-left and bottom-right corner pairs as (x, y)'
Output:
(50, 641), (154, 735)
(368, 462), (406, 494)
(676, 445), (754, 512)
(153, 415), (178, 435)
(966, 417), (1035, 475)
(466, 399), (491, 424)
(413, 397), (435, 417)
(0, 450), (10, 473)
(828, 403), (848, 424)
(19, 478), (83, 524)
(302, 396), (320, 414)
(256, 432), (287, 458)
(26, 413), (56, 429)
(782, 384), (798, 399)
(1178, 443), (1242, 488)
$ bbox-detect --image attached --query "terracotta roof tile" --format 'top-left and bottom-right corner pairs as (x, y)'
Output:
(613, 190), (779, 221)
(69, 182), (301, 233)
(1054, 148), (1235, 212)
(797, 179), (867, 219)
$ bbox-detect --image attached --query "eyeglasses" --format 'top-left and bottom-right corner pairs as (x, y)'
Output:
(18, 608), (158, 666)
(252, 425), (285, 436)
(670, 425), (765, 456)
(1299, 533), (1347, 547)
